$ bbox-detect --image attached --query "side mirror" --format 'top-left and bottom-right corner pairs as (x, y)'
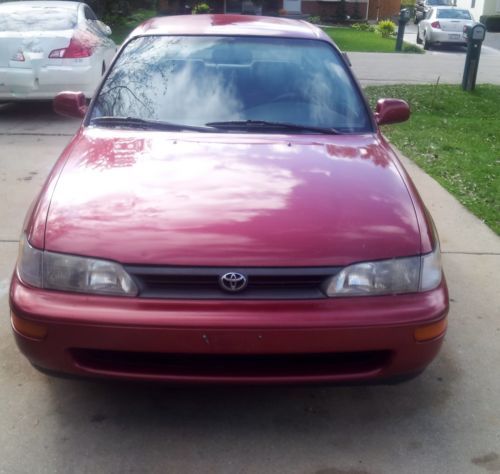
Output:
(97, 21), (112, 36)
(53, 91), (87, 118)
(375, 99), (410, 125)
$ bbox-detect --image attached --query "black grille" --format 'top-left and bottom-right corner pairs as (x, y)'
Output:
(72, 349), (391, 378)
(124, 266), (340, 299)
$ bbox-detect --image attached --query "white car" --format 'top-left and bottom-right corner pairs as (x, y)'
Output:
(417, 7), (475, 50)
(0, 1), (117, 101)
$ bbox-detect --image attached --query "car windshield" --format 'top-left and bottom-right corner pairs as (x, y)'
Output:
(90, 36), (372, 133)
(437, 8), (472, 19)
(0, 6), (77, 32)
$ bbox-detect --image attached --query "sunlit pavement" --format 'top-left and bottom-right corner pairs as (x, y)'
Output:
(1, 102), (499, 474)
(348, 22), (500, 86)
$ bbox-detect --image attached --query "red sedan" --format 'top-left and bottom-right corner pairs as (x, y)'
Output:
(10, 14), (448, 384)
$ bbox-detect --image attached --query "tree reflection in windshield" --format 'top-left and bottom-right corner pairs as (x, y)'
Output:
(92, 36), (372, 133)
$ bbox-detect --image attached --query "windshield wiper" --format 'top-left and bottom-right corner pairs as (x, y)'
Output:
(206, 120), (341, 134)
(90, 116), (216, 133)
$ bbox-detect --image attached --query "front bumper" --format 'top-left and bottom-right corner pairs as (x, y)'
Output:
(10, 275), (449, 384)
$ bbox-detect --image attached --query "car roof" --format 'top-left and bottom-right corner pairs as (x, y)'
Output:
(130, 14), (330, 42)
(0, 1), (81, 10)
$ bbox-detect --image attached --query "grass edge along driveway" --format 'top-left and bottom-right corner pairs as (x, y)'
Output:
(323, 27), (422, 53)
(365, 84), (499, 235)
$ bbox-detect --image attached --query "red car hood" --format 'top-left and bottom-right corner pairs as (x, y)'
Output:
(44, 129), (421, 266)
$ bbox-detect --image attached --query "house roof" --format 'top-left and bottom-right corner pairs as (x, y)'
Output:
(130, 14), (330, 41)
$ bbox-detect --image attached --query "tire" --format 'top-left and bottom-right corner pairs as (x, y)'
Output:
(416, 29), (423, 45)
(423, 33), (432, 50)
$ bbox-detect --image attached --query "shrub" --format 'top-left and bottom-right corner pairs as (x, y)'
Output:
(127, 8), (156, 24)
(376, 19), (396, 38)
(352, 22), (375, 32)
(192, 3), (210, 14)
(479, 15), (500, 32)
(308, 15), (321, 24)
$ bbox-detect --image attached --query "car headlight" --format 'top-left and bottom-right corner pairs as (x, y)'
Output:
(17, 235), (138, 297)
(324, 244), (442, 297)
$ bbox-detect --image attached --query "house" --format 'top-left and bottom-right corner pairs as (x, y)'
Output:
(158, 0), (402, 21)
(455, 0), (500, 19)
(301, 0), (402, 21)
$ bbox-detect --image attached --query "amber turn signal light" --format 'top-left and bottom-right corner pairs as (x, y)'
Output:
(414, 317), (447, 342)
(11, 312), (48, 340)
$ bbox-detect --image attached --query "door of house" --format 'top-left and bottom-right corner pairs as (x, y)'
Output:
(283, 0), (301, 13)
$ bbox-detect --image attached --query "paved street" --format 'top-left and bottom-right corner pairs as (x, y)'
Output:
(350, 23), (500, 86)
(1, 100), (499, 474)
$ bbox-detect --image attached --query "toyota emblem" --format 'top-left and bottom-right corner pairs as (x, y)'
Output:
(219, 272), (248, 293)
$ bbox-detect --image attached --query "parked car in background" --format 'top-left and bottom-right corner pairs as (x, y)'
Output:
(0, 1), (116, 101)
(417, 6), (475, 49)
(10, 15), (448, 385)
(415, 0), (455, 23)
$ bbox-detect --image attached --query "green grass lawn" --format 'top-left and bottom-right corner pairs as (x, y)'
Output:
(323, 27), (422, 53)
(364, 84), (500, 234)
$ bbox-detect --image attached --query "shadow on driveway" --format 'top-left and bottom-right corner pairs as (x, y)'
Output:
(36, 344), (463, 471)
(0, 101), (80, 135)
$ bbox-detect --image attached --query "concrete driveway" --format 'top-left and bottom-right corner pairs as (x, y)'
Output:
(484, 31), (500, 51)
(1, 103), (499, 474)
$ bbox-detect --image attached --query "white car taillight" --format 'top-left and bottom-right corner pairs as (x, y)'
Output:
(49, 37), (93, 59)
(11, 51), (25, 62)
(431, 21), (441, 29)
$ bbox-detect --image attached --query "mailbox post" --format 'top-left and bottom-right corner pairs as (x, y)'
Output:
(462, 23), (486, 91)
(396, 8), (412, 52)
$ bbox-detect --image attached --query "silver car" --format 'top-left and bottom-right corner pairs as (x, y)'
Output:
(417, 7), (475, 49)
(414, 0), (454, 24)
(0, 1), (117, 101)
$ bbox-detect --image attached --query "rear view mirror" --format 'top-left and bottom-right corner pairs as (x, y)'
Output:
(53, 91), (88, 118)
(375, 99), (410, 125)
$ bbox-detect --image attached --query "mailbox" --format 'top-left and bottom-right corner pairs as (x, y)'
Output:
(462, 23), (486, 91)
(395, 8), (411, 51)
(464, 23), (486, 42)
(399, 8), (412, 24)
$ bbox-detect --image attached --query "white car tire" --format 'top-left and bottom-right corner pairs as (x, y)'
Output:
(423, 33), (432, 50)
